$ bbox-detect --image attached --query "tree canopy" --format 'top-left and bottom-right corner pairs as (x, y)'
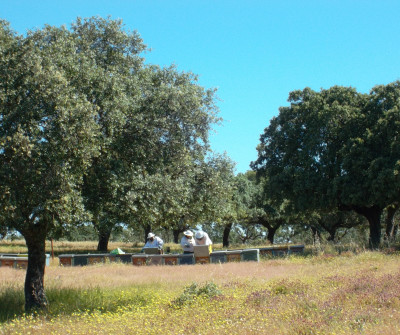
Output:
(0, 16), (225, 311)
(252, 82), (400, 248)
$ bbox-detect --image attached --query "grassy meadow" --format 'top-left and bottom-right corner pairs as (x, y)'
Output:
(0, 242), (400, 334)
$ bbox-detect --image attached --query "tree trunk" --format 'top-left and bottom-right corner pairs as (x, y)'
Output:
(266, 227), (277, 244)
(310, 226), (321, 244)
(97, 228), (111, 252)
(23, 227), (48, 312)
(368, 210), (382, 249)
(385, 204), (399, 240)
(223, 223), (232, 247)
(173, 229), (181, 244)
(326, 227), (337, 242)
(144, 224), (151, 244)
(354, 205), (382, 249)
(259, 218), (283, 245)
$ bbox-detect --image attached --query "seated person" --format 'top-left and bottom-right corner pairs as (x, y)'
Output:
(180, 230), (195, 254)
(143, 233), (164, 252)
(195, 231), (212, 246)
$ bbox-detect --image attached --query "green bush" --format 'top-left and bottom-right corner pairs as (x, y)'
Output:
(170, 282), (222, 308)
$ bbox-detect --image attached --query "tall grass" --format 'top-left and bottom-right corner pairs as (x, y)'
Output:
(1, 251), (400, 334)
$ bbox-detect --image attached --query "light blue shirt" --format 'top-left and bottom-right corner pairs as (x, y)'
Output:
(144, 236), (163, 249)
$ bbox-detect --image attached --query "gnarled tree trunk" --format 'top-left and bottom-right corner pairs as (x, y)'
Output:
(173, 229), (181, 244)
(97, 228), (111, 252)
(259, 218), (283, 245)
(266, 226), (278, 244)
(23, 226), (48, 312)
(354, 205), (383, 249)
(223, 222), (232, 247)
(385, 203), (399, 241)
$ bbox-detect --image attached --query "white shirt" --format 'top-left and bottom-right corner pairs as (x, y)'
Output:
(195, 232), (212, 246)
(144, 236), (163, 249)
(180, 236), (195, 252)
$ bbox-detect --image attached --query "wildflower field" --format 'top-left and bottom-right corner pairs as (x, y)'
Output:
(1, 251), (399, 334)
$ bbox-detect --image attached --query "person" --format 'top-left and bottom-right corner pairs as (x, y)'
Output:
(195, 231), (212, 246)
(180, 230), (195, 254)
(144, 233), (164, 250)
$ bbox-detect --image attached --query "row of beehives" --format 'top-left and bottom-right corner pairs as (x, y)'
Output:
(0, 254), (51, 269)
(58, 245), (305, 267)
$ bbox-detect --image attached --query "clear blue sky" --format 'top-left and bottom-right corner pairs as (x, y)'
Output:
(1, 1), (400, 173)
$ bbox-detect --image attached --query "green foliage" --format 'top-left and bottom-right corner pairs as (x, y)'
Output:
(271, 283), (290, 295)
(61, 224), (98, 242)
(253, 82), (400, 248)
(228, 171), (288, 244)
(170, 282), (222, 309)
(0, 15), (230, 309)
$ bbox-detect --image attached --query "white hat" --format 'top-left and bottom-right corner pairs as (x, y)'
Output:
(183, 230), (193, 237)
(195, 231), (205, 240)
(147, 233), (155, 239)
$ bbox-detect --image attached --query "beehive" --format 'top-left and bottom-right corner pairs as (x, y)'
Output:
(162, 254), (179, 265)
(132, 254), (148, 266)
(241, 249), (259, 262)
(210, 251), (227, 263)
(147, 255), (164, 265)
(195, 256), (210, 264)
(178, 254), (195, 265)
(226, 250), (242, 262)
(59, 254), (74, 266)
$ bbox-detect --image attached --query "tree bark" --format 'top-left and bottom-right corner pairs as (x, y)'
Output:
(385, 204), (399, 241)
(222, 223), (232, 247)
(23, 227), (48, 312)
(326, 227), (337, 242)
(266, 226), (277, 244)
(340, 204), (383, 249)
(310, 226), (321, 244)
(258, 218), (283, 245)
(354, 205), (383, 249)
(144, 224), (151, 244)
(173, 229), (181, 244)
(97, 228), (111, 252)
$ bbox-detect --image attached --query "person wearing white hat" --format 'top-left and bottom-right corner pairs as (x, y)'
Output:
(195, 231), (212, 246)
(144, 232), (164, 249)
(180, 230), (195, 253)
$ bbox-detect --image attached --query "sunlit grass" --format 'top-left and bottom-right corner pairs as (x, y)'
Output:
(1, 251), (399, 334)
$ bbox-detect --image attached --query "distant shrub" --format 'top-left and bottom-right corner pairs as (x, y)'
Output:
(170, 282), (222, 308)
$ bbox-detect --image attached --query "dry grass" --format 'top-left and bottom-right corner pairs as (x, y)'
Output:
(2, 251), (398, 290)
(1, 259), (302, 290)
(1, 250), (400, 334)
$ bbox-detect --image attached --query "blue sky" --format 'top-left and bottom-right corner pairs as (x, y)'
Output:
(1, 1), (400, 173)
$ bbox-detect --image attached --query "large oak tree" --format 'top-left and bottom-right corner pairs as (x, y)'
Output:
(252, 83), (400, 249)
(0, 16), (226, 312)
(0, 20), (101, 310)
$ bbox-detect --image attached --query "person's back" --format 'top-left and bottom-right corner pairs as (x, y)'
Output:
(195, 231), (212, 246)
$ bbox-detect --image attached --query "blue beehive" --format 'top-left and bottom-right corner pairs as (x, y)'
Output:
(73, 254), (88, 266)
(241, 249), (260, 262)
(115, 254), (133, 263)
(210, 251), (227, 264)
(178, 254), (195, 265)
